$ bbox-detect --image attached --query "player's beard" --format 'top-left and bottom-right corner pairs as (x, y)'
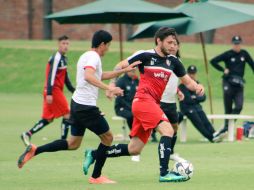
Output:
(160, 46), (169, 56)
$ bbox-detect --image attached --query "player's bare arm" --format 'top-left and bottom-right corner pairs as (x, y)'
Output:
(180, 74), (205, 96)
(101, 60), (141, 80)
(85, 68), (123, 96)
(104, 60), (140, 100)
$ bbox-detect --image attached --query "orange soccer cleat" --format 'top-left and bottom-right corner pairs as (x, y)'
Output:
(88, 176), (117, 184)
(17, 144), (37, 169)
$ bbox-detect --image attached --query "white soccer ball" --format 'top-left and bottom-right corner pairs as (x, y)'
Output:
(173, 161), (194, 179)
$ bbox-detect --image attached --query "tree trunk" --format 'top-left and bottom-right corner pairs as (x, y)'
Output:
(43, 0), (52, 40)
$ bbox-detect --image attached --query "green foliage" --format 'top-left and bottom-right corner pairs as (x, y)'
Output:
(0, 40), (253, 99)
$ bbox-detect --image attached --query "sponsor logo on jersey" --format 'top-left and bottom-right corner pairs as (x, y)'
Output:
(154, 72), (169, 81)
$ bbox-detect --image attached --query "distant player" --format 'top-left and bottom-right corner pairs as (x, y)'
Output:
(84, 27), (204, 182)
(17, 30), (140, 184)
(21, 35), (75, 146)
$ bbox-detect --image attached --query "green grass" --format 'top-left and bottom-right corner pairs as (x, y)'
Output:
(1, 40), (254, 190)
(1, 93), (254, 190)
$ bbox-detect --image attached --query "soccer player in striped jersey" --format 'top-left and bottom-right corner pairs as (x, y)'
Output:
(21, 35), (75, 146)
(160, 38), (186, 162)
(84, 27), (204, 182)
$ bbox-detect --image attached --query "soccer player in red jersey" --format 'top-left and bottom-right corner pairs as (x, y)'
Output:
(84, 27), (204, 182)
(21, 35), (75, 146)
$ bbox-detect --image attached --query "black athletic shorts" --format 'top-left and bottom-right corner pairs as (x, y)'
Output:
(160, 102), (178, 124)
(70, 99), (110, 136)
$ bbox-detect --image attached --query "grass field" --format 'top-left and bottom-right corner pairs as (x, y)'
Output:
(1, 93), (254, 190)
(0, 40), (254, 190)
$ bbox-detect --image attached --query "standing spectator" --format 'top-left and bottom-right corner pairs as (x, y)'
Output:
(179, 65), (223, 143)
(21, 35), (75, 146)
(210, 35), (254, 135)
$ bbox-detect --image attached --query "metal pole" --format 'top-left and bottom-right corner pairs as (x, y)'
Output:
(199, 32), (214, 119)
(119, 23), (123, 60)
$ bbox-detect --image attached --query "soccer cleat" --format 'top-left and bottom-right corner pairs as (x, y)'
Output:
(83, 149), (95, 175)
(89, 176), (117, 184)
(159, 171), (188, 182)
(17, 144), (37, 169)
(214, 127), (228, 137)
(170, 153), (186, 162)
(21, 132), (31, 147)
(213, 131), (227, 143)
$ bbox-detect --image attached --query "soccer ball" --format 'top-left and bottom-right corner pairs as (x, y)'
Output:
(173, 161), (194, 179)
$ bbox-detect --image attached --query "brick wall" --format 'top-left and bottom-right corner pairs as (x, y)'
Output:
(1, 0), (254, 45)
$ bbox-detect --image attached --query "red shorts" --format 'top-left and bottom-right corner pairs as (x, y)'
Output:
(42, 89), (70, 120)
(130, 98), (168, 144)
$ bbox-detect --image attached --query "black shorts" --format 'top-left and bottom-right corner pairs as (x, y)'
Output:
(160, 102), (178, 124)
(70, 99), (110, 136)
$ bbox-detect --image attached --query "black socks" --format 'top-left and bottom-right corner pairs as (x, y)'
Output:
(61, 118), (71, 139)
(158, 136), (172, 176)
(107, 144), (130, 157)
(35, 139), (68, 155)
(171, 133), (177, 155)
(92, 143), (109, 178)
(91, 144), (130, 159)
(27, 119), (50, 136)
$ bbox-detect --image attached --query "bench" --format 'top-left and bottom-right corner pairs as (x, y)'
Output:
(112, 116), (129, 141)
(179, 114), (254, 142)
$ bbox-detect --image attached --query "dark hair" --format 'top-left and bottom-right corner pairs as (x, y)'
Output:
(58, 35), (69, 41)
(175, 37), (181, 58)
(92, 30), (112, 48)
(154, 27), (177, 45)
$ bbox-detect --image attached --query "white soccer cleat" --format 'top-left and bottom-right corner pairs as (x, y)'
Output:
(21, 132), (31, 147)
(212, 131), (227, 143)
(131, 155), (140, 162)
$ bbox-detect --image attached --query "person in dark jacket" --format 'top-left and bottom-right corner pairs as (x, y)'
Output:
(179, 65), (223, 142)
(210, 35), (254, 135)
(114, 70), (139, 130)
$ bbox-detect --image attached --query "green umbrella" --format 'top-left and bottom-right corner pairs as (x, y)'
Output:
(132, 0), (254, 37)
(131, 0), (254, 115)
(46, 0), (187, 60)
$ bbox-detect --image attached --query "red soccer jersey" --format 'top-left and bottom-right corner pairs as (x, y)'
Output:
(128, 49), (186, 103)
(44, 51), (69, 95)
